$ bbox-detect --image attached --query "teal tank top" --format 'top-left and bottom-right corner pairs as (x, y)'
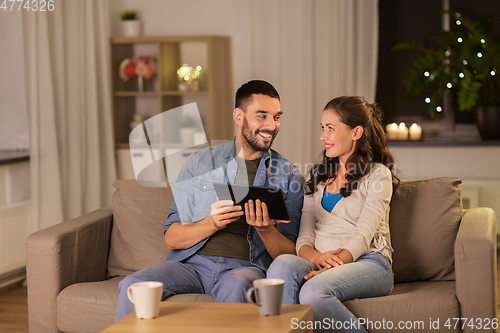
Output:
(321, 190), (343, 213)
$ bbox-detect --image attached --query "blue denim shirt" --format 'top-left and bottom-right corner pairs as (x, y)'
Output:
(163, 140), (305, 271)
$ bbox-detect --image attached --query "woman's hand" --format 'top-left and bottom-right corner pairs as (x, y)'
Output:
(304, 248), (354, 280)
(310, 248), (344, 270)
(304, 266), (329, 280)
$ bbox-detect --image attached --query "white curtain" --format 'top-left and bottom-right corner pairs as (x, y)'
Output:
(250, 0), (379, 174)
(24, 0), (117, 231)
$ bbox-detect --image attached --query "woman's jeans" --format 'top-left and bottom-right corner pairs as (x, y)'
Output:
(267, 252), (393, 333)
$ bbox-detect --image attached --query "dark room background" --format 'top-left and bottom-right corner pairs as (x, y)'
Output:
(376, 0), (500, 126)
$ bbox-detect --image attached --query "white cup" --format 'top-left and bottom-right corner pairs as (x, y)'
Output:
(246, 278), (284, 316)
(127, 281), (163, 319)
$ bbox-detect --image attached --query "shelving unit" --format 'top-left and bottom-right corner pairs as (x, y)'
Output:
(111, 35), (233, 146)
(110, 36), (233, 180)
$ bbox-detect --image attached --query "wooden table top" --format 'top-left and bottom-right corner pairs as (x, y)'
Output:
(102, 301), (313, 333)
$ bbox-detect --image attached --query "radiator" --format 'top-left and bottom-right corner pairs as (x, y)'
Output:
(0, 201), (31, 276)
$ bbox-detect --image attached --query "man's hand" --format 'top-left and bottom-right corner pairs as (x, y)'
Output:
(243, 199), (295, 258)
(244, 199), (289, 230)
(210, 200), (243, 230)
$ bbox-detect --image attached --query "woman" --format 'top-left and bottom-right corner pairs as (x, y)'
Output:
(267, 96), (399, 332)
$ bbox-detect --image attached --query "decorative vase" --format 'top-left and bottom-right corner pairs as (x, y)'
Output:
(476, 106), (500, 141)
(137, 74), (144, 92)
(120, 20), (141, 37)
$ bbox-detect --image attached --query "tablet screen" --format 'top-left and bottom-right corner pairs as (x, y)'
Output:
(213, 183), (290, 221)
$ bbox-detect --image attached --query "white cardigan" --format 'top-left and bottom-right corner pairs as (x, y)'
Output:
(296, 163), (394, 263)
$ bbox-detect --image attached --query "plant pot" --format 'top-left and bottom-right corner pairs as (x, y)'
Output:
(120, 20), (141, 37)
(476, 106), (500, 141)
(179, 127), (195, 144)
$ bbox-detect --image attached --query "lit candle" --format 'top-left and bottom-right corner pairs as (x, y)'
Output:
(409, 123), (422, 140)
(386, 123), (399, 140)
(398, 122), (408, 140)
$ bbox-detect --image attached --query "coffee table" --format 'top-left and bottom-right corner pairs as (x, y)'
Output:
(102, 301), (313, 333)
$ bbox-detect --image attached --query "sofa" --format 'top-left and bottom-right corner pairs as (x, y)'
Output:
(26, 177), (497, 333)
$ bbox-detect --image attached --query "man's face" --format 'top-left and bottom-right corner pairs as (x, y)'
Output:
(240, 94), (282, 152)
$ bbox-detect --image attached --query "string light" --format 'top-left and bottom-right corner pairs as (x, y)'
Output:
(446, 83), (453, 88)
(459, 73), (465, 78)
(491, 71), (496, 76)
(425, 97), (431, 103)
(456, 20), (462, 25)
(477, 53), (483, 58)
(463, 60), (468, 65)
(457, 37), (463, 43)
(481, 39), (486, 44)
(436, 106), (442, 112)
(424, 71), (430, 77)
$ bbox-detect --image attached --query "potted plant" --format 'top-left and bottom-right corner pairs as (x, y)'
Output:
(120, 10), (141, 37)
(179, 115), (196, 144)
(393, 11), (500, 140)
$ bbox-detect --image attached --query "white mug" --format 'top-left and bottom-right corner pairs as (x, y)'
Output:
(127, 281), (163, 319)
(246, 278), (284, 316)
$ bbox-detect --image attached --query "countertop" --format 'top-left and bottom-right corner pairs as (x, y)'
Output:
(0, 150), (30, 166)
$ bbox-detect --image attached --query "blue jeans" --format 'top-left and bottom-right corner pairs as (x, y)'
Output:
(115, 254), (266, 321)
(267, 252), (393, 333)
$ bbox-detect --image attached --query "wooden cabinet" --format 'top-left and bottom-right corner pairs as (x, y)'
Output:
(110, 35), (233, 147)
(110, 36), (233, 180)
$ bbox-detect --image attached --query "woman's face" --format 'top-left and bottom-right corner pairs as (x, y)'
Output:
(320, 109), (360, 163)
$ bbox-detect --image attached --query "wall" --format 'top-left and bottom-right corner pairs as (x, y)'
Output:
(390, 145), (500, 234)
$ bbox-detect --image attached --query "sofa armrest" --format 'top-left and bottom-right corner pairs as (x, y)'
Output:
(454, 207), (497, 332)
(26, 207), (113, 333)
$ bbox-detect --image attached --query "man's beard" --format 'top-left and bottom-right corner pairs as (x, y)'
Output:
(241, 116), (277, 152)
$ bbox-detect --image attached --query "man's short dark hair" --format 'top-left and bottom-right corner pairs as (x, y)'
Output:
(235, 80), (280, 109)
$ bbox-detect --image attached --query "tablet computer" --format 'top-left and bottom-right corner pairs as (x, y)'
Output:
(213, 183), (290, 221)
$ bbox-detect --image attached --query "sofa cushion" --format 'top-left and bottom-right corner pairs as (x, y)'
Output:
(345, 281), (460, 332)
(57, 276), (125, 333)
(108, 179), (173, 277)
(57, 276), (215, 333)
(389, 177), (462, 283)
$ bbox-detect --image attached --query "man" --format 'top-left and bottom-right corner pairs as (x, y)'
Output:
(115, 80), (304, 321)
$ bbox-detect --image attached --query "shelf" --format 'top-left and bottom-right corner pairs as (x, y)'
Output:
(161, 91), (208, 96)
(389, 139), (500, 147)
(114, 91), (160, 97)
(117, 143), (210, 149)
(110, 35), (219, 44)
(113, 91), (208, 97)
